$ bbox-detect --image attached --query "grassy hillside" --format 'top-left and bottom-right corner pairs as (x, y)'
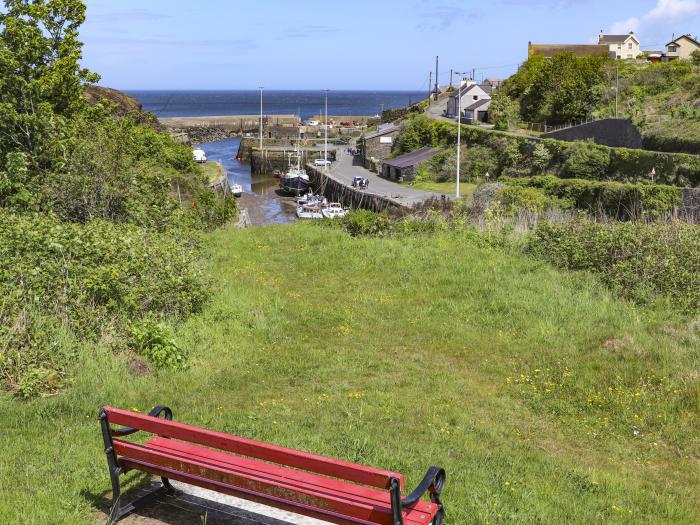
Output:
(1, 223), (697, 524)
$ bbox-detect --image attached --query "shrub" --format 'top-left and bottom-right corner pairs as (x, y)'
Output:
(562, 141), (611, 179)
(495, 186), (547, 214)
(341, 209), (392, 237)
(128, 318), (188, 369)
(526, 221), (700, 312)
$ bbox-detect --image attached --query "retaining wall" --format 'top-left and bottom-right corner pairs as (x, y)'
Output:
(306, 165), (402, 212)
(542, 119), (643, 149)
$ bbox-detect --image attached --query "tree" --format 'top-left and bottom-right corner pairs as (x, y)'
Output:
(488, 92), (520, 130)
(691, 49), (700, 66)
(0, 0), (98, 182)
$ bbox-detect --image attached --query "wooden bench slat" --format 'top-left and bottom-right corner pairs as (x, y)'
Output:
(145, 437), (437, 519)
(104, 406), (403, 490)
(114, 440), (434, 525)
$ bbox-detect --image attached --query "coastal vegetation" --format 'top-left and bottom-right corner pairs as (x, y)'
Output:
(394, 113), (700, 186)
(0, 0), (235, 397)
(1, 223), (698, 524)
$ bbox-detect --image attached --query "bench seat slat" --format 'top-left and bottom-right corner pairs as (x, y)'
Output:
(104, 406), (402, 490)
(113, 440), (436, 525)
(145, 436), (437, 518)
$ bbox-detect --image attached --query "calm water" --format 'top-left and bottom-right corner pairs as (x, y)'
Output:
(126, 90), (424, 119)
(198, 138), (296, 224)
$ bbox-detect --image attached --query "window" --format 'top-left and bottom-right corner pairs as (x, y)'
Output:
(668, 45), (678, 52)
(473, 95), (478, 100)
(628, 43), (633, 49)
(627, 54), (633, 59)
(617, 44), (621, 49)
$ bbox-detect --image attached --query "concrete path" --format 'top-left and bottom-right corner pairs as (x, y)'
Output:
(323, 147), (449, 207)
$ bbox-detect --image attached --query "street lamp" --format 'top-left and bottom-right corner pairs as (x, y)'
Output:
(258, 86), (264, 151)
(453, 72), (468, 199)
(324, 89), (329, 168)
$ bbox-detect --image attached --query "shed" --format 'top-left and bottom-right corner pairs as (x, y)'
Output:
(464, 98), (491, 123)
(381, 146), (442, 182)
(361, 123), (400, 169)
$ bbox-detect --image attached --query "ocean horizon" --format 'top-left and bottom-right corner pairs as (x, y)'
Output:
(125, 89), (426, 120)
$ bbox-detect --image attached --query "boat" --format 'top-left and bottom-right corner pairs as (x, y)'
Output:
(279, 132), (311, 196)
(296, 204), (323, 219)
(230, 183), (243, 197)
(296, 192), (328, 208)
(321, 202), (349, 219)
(192, 148), (207, 163)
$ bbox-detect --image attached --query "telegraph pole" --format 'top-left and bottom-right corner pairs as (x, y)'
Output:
(449, 69), (453, 88)
(435, 56), (439, 100)
(615, 64), (619, 118)
(428, 72), (432, 105)
(324, 89), (329, 166)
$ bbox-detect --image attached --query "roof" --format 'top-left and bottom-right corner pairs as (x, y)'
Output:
(465, 99), (491, 111)
(666, 34), (700, 47)
(599, 34), (639, 44)
(383, 147), (441, 169)
(364, 123), (399, 140)
(449, 83), (481, 99)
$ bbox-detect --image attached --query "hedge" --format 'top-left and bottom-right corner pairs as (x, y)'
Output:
(501, 175), (682, 219)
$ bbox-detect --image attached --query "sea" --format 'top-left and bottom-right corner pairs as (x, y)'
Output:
(125, 90), (425, 120)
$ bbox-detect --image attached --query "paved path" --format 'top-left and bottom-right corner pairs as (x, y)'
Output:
(322, 147), (450, 207)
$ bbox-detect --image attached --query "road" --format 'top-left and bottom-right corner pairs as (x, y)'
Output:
(321, 146), (450, 207)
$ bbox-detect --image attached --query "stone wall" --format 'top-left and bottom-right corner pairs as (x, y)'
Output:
(680, 188), (700, 222)
(306, 165), (402, 212)
(363, 131), (399, 169)
(542, 118), (643, 149)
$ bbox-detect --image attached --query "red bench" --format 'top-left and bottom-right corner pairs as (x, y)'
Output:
(99, 406), (446, 525)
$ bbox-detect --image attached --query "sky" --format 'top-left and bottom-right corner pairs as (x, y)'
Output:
(78, 0), (700, 90)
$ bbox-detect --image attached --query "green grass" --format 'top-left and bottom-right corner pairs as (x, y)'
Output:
(1, 223), (698, 523)
(200, 161), (224, 183)
(403, 180), (477, 199)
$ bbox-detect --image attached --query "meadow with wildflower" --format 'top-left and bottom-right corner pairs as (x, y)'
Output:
(0, 222), (698, 523)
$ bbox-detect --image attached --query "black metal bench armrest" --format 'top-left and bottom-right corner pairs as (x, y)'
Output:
(401, 466), (446, 508)
(110, 405), (173, 437)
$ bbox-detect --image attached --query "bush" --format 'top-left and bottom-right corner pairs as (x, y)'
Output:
(526, 221), (700, 312)
(495, 186), (547, 214)
(0, 211), (207, 395)
(129, 318), (188, 369)
(341, 209), (392, 237)
(562, 141), (611, 179)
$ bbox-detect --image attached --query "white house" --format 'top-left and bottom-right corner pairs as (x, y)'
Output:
(598, 31), (641, 59)
(665, 34), (700, 61)
(446, 81), (491, 120)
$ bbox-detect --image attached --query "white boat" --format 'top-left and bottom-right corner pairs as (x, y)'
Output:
(192, 148), (207, 163)
(321, 203), (349, 219)
(296, 204), (323, 219)
(296, 193), (328, 208)
(230, 184), (243, 197)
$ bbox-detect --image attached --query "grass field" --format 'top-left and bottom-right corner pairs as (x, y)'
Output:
(1, 223), (698, 524)
(402, 181), (477, 199)
(200, 161), (225, 183)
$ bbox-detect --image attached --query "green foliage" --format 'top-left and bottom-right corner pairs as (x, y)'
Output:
(503, 176), (682, 218)
(340, 209), (392, 237)
(691, 49), (700, 66)
(495, 186), (547, 214)
(0, 0), (99, 174)
(488, 91), (520, 130)
(395, 115), (700, 186)
(395, 114), (439, 152)
(527, 221), (700, 312)
(562, 141), (611, 179)
(504, 53), (611, 123)
(0, 210), (207, 395)
(128, 318), (187, 369)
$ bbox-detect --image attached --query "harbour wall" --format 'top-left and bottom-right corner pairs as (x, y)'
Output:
(306, 165), (402, 213)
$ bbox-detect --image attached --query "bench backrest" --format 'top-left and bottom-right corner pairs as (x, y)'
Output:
(103, 406), (403, 490)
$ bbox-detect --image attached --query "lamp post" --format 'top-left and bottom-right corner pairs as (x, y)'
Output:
(324, 89), (329, 167)
(258, 86), (264, 151)
(454, 72), (468, 199)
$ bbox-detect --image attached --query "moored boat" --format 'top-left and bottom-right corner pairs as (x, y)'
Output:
(321, 202), (349, 219)
(230, 183), (243, 197)
(296, 204), (323, 219)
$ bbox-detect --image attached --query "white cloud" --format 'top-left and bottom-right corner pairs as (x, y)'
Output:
(609, 0), (700, 35)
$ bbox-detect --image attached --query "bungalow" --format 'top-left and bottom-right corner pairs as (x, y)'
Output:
(446, 81), (491, 120)
(381, 147), (441, 182)
(665, 34), (700, 61)
(598, 31), (641, 60)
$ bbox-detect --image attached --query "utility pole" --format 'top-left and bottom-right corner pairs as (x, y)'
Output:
(449, 69), (453, 88)
(472, 68), (475, 81)
(435, 55), (439, 100)
(428, 71), (432, 105)
(454, 71), (468, 199)
(258, 86), (264, 151)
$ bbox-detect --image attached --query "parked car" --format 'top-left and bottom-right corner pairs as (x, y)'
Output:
(314, 158), (332, 166)
(340, 121), (351, 127)
(305, 120), (320, 126)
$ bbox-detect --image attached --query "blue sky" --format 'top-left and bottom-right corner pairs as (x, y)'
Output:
(79, 0), (700, 90)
